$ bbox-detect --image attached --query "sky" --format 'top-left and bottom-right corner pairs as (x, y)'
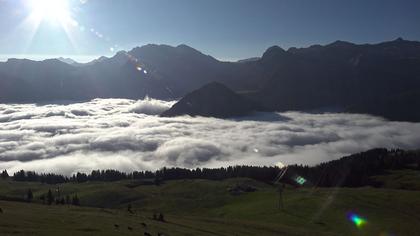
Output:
(0, 0), (420, 62)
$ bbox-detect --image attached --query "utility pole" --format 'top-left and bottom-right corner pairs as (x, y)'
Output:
(273, 167), (288, 211)
(278, 184), (284, 210)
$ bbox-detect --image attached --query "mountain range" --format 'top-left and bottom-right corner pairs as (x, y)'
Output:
(1, 38), (420, 121)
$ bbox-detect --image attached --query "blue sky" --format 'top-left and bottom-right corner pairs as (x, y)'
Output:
(0, 0), (420, 62)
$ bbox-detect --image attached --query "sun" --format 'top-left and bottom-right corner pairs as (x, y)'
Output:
(29, 0), (72, 25)
(22, 0), (80, 52)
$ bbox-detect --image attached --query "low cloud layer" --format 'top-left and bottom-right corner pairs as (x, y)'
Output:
(0, 98), (420, 176)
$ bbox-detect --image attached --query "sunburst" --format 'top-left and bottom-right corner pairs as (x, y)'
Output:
(22, 0), (80, 52)
(28, 0), (73, 26)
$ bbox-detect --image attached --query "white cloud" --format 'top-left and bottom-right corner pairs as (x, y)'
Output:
(0, 98), (420, 175)
(128, 97), (175, 115)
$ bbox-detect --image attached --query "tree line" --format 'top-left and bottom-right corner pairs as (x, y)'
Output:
(2, 148), (419, 188)
(3, 166), (281, 185)
(23, 188), (80, 206)
(286, 148), (420, 187)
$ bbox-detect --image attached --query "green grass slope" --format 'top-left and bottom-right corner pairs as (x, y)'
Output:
(1, 178), (420, 235)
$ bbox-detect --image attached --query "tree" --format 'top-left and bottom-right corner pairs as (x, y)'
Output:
(154, 176), (162, 186)
(47, 189), (54, 205)
(40, 194), (46, 204)
(1, 170), (9, 179)
(13, 170), (26, 181)
(158, 213), (165, 222)
(27, 189), (33, 202)
(72, 195), (80, 206)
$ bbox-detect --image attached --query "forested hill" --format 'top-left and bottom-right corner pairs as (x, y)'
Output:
(287, 148), (420, 188)
(3, 148), (420, 189)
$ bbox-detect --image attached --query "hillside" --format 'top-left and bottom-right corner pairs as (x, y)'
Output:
(5, 148), (420, 189)
(1, 148), (420, 235)
(161, 82), (264, 118)
(1, 178), (420, 235)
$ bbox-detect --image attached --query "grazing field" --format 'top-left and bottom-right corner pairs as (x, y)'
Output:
(371, 169), (420, 190)
(1, 178), (420, 235)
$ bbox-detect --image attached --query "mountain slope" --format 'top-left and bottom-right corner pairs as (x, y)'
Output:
(253, 38), (420, 121)
(161, 82), (264, 118)
(1, 39), (420, 121)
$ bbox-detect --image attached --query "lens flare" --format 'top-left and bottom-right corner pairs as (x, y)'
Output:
(275, 161), (285, 168)
(347, 213), (367, 229)
(295, 176), (306, 185)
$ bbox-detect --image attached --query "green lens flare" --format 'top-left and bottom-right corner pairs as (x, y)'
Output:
(348, 213), (367, 229)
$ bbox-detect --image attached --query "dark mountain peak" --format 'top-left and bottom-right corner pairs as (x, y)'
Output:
(176, 44), (195, 50)
(106, 50), (130, 64)
(85, 50), (130, 68)
(327, 40), (355, 48)
(287, 44), (323, 54)
(373, 38), (420, 58)
(199, 81), (233, 92)
(85, 56), (108, 65)
(131, 44), (174, 53)
(261, 46), (288, 61)
(134, 43), (197, 52)
(236, 57), (260, 63)
(42, 58), (65, 64)
(127, 43), (219, 72)
(57, 57), (77, 65)
(130, 44), (191, 57)
(264, 45), (286, 54)
(114, 50), (128, 57)
(175, 44), (211, 57)
(287, 47), (298, 53)
(98, 56), (108, 60)
(362, 38), (419, 48)
(95, 56), (109, 62)
(267, 45), (284, 51)
(5, 58), (68, 67)
(161, 82), (263, 118)
(5, 58), (33, 64)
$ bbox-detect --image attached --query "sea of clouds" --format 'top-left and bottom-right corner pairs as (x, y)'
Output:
(0, 98), (420, 176)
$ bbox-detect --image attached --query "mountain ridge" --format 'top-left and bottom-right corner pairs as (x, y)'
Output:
(1, 38), (420, 121)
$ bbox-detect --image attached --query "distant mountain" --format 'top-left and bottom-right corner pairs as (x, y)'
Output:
(0, 39), (420, 121)
(251, 38), (420, 121)
(57, 57), (78, 65)
(161, 82), (264, 118)
(236, 57), (260, 63)
(0, 58), (77, 102)
(0, 44), (264, 102)
(124, 44), (263, 96)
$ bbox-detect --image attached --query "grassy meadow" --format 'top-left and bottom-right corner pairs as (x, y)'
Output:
(1, 177), (420, 235)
